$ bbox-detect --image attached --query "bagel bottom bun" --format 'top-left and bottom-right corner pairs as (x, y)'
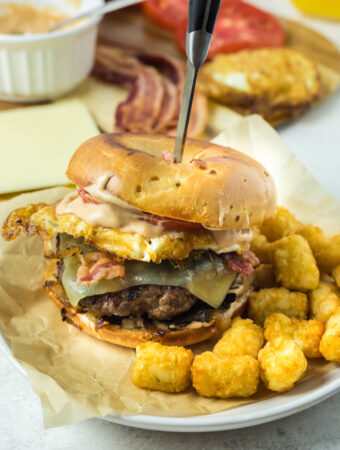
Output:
(44, 261), (248, 348)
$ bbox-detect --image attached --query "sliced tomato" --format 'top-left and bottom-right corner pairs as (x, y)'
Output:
(77, 188), (100, 205)
(142, 213), (204, 231)
(142, 0), (188, 32)
(174, 0), (285, 57)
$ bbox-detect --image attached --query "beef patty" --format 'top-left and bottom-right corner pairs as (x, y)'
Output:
(77, 285), (198, 321)
(57, 260), (198, 321)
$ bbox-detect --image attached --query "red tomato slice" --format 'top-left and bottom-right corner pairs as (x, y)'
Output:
(142, 213), (204, 231)
(142, 0), (188, 32)
(78, 188), (100, 204)
(175, 0), (285, 57)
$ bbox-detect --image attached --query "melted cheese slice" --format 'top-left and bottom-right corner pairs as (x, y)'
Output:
(62, 254), (236, 309)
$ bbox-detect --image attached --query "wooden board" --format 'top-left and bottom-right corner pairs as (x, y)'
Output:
(1, 6), (340, 131)
(98, 7), (340, 128)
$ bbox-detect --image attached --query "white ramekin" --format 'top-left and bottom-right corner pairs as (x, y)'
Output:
(0, 0), (104, 102)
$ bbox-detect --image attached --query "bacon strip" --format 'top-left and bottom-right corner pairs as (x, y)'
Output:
(153, 79), (178, 132)
(94, 46), (139, 85)
(93, 43), (207, 137)
(116, 66), (164, 133)
(221, 251), (260, 276)
(134, 51), (185, 86)
(77, 252), (125, 286)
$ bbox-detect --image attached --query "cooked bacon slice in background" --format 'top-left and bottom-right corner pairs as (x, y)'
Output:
(93, 42), (207, 137)
(221, 251), (260, 276)
(166, 90), (208, 138)
(134, 51), (185, 86)
(94, 46), (139, 85)
(186, 92), (208, 137)
(77, 252), (125, 286)
(116, 66), (164, 133)
(153, 79), (178, 132)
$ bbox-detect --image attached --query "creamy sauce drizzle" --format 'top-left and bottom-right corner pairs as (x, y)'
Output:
(56, 191), (165, 238)
(56, 172), (252, 250)
(209, 229), (252, 253)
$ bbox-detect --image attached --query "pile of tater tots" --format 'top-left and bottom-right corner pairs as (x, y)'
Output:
(131, 207), (340, 398)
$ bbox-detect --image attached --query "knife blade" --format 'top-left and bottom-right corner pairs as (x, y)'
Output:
(174, 62), (198, 163)
(174, 0), (222, 163)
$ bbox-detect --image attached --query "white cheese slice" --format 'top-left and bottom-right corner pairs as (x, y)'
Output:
(62, 254), (236, 309)
(0, 100), (99, 194)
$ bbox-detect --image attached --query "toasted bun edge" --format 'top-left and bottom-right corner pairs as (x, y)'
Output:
(66, 133), (277, 229)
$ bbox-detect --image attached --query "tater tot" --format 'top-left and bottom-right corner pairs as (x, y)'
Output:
(131, 342), (194, 393)
(271, 235), (319, 291)
(314, 235), (340, 274)
(254, 264), (277, 289)
(251, 230), (272, 263)
(260, 207), (301, 242)
(213, 317), (264, 359)
(297, 224), (325, 253)
(258, 336), (307, 392)
(320, 307), (340, 362)
(248, 288), (308, 325)
(332, 265), (340, 288)
(191, 352), (259, 398)
(264, 313), (324, 358)
(309, 282), (340, 323)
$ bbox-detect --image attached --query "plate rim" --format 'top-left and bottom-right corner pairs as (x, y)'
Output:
(102, 374), (340, 432)
(1, 330), (339, 432)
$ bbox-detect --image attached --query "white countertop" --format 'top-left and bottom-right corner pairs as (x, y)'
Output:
(1, 1), (340, 448)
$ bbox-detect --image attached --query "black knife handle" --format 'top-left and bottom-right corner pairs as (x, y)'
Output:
(188, 0), (222, 34)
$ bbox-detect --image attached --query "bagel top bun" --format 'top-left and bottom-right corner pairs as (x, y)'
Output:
(66, 133), (277, 229)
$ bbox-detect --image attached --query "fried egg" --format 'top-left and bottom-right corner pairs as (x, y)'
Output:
(3, 203), (215, 263)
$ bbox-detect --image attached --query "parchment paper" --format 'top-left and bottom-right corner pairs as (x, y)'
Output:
(0, 114), (338, 428)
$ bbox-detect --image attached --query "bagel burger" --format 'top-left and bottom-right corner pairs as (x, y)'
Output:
(2, 133), (276, 348)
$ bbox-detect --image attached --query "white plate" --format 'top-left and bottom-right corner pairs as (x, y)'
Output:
(1, 331), (339, 432)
